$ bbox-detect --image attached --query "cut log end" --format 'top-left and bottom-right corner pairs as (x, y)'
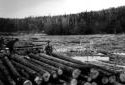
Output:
(119, 73), (125, 83)
(102, 77), (109, 84)
(91, 82), (97, 85)
(72, 69), (81, 79)
(114, 82), (122, 85)
(109, 75), (116, 83)
(87, 77), (92, 82)
(70, 79), (77, 85)
(42, 72), (51, 82)
(34, 76), (43, 85)
(52, 71), (58, 79)
(90, 68), (99, 79)
(23, 80), (32, 85)
(58, 69), (63, 76)
(84, 82), (91, 85)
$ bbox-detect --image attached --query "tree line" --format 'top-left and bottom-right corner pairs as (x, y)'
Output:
(0, 6), (125, 35)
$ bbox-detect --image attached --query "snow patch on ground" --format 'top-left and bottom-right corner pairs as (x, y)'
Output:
(72, 56), (109, 62)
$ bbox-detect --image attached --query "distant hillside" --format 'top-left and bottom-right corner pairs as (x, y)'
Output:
(0, 6), (125, 35)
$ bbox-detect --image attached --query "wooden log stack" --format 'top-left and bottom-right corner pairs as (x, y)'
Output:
(0, 48), (125, 85)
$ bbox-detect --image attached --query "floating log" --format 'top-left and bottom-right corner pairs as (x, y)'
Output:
(11, 54), (50, 82)
(29, 53), (81, 79)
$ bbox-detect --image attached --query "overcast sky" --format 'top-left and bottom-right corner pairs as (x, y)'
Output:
(0, 0), (125, 18)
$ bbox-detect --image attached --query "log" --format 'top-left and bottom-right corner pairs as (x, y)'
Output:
(40, 53), (82, 76)
(39, 53), (95, 76)
(108, 75), (116, 84)
(88, 62), (117, 75)
(2, 56), (32, 85)
(52, 52), (88, 65)
(11, 60), (43, 85)
(101, 76), (109, 85)
(119, 72), (125, 83)
(24, 57), (58, 79)
(25, 57), (63, 76)
(11, 60), (37, 75)
(52, 52), (115, 75)
(2, 56), (20, 79)
(91, 82), (97, 85)
(0, 79), (4, 85)
(15, 67), (30, 79)
(40, 53), (88, 68)
(89, 68), (113, 85)
(0, 71), (8, 85)
(11, 54), (50, 82)
(29, 53), (81, 79)
(70, 79), (77, 85)
(0, 60), (16, 85)
(84, 82), (92, 85)
(89, 68), (100, 80)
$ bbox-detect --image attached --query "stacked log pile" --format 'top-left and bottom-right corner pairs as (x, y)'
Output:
(0, 49), (125, 85)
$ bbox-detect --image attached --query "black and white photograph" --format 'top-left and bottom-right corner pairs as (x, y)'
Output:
(0, 0), (125, 85)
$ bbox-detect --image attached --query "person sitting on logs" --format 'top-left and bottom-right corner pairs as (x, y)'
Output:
(45, 41), (53, 55)
(6, 38), (19, 54)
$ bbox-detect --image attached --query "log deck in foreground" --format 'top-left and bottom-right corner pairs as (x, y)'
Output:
(2, 56), (32, 85)
(26, 57), (63, 76)
(11, 54), (50, 82)
(40, 53), (88, 69)
(52, 52), (118, 75)
(11, 60), (43, 85)
(28, 53), (81, 79)
(0, 60), (16, 85)
(52, 52), (88, 65)
(25, 57), (58, 79)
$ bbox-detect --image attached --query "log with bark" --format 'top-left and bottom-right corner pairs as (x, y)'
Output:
(40, 53), (88, 69)
(39, 53), (83, 78)
(11, 60), (43, 85)
(52, 52), (117, 75)
(1, 56), (32, 85)
(26, 57), (63, 76)
(28, 53), (81, 79)
(10, 54), (50, 82)
(0, 79), (4, 85)
(52, 52), (88, 65)
(0, 60), (16, 85)
(24, 57), (58, 80)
